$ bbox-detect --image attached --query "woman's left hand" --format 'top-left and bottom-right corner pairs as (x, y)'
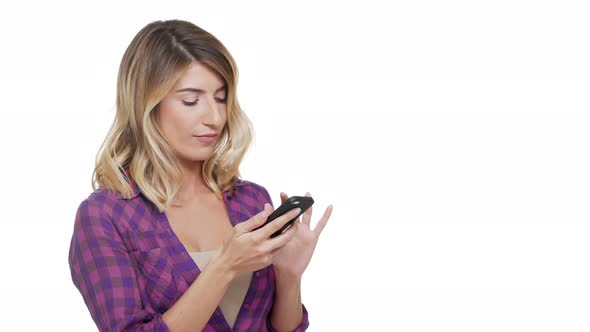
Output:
(271, 192), (333, 278)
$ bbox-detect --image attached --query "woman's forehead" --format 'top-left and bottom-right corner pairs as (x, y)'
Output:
(173, 62), (225, 91)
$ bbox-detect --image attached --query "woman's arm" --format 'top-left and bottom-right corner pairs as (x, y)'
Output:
(259, 186), (310, 332)
(69, 198), (172, 331)
(267, 267), (310, 332)
(162, 251), (235, 331)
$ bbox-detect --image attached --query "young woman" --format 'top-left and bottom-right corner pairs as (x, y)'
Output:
(68, 19), (333, 332)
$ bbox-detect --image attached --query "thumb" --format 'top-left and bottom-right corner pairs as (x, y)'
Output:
(280, 192), (288, 204)
(247, 203), (272, 232)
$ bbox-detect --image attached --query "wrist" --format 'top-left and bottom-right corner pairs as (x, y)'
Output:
(209, 250), (236, 282)
(274, 266), (302, 284)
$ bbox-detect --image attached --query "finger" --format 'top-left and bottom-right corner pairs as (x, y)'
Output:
(241, 203), (273, 234)
(313, 204), (333, 237)
(262, 220), (298, 252)
(281, 192), (302, 225)
(301, 192), (312, 227)
(257, 206), (301, 240)
(270, 207), (300, 236)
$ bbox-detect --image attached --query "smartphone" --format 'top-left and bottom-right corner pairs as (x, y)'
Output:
(253, 195), (315, 238)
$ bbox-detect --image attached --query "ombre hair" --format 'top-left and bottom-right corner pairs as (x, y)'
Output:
(92, 19), (253, 212)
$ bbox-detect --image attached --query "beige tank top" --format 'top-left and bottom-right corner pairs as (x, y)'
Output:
(189, 249), (253, 328)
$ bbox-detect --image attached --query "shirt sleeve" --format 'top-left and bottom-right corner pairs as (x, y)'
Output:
(68, 197), (170, 332)
(266, 303), (310, 332)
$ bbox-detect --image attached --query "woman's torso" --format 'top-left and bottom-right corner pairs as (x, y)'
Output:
(167, 192), (253, 329)
(164, 191), (234, 252)
(69, 178), (281, 331)
(189, 249), (253, 329)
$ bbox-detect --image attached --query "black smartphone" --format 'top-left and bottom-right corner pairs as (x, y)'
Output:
(253, 195), (315, 238)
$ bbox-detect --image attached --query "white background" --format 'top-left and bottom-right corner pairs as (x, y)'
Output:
(0, 0), (589, 331)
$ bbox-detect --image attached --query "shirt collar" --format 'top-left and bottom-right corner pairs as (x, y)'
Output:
(114, 167), (248, 200)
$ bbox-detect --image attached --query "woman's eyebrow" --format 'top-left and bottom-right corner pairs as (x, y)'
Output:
(175, 84), (227, 93)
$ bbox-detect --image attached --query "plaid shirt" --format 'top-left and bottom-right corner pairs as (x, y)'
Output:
(68, 172), (309, 331)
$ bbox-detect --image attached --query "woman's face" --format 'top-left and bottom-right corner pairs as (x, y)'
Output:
(155, 61), (228, 165)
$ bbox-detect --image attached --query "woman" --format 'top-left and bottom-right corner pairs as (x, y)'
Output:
(68, 19), (333, 332)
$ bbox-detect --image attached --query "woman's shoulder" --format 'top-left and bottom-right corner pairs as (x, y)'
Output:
(73, 186), (139, 230)
(233, 178), (273, 207)
(75, 186), (112, 209)
(78, 186), (124, 210)
(73, 186), (163, 241)
(234, 178), (270, 194)
(73, 187), (116, 224)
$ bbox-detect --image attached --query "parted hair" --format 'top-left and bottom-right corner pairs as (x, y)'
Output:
(92, 19), (254, 212)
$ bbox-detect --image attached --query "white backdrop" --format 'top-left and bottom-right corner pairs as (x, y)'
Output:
(0, 0), (588, 331)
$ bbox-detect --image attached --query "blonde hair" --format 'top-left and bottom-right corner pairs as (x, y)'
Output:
(92, 19), (253, 212)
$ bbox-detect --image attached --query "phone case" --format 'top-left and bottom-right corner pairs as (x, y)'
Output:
(253, 195), (315, 238)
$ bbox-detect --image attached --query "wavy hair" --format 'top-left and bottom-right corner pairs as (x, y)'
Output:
(91, 19), (253, 212)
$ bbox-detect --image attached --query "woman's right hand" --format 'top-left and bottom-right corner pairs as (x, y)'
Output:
(215, 203), (301, 277)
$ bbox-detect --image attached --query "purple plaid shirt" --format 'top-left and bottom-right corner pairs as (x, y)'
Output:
(68, 173), (309, 331)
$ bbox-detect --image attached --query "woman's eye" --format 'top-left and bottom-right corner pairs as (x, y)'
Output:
(182, 99), (198, 106)
(182, 98), (226, 106)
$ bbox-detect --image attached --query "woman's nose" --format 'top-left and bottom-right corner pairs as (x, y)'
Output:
(203, 96), (223, 125)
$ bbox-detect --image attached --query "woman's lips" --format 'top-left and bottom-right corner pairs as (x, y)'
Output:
(193, 135), (217, 143)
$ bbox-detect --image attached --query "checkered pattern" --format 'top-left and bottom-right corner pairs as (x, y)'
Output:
(68, 171), (309, 331)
